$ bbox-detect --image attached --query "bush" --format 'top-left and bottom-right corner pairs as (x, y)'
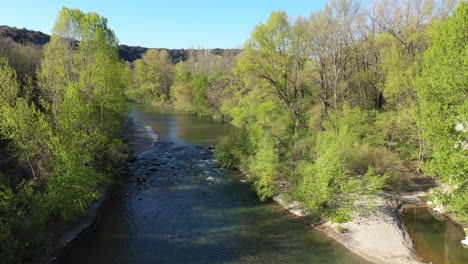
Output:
(215, 127), (251, 168)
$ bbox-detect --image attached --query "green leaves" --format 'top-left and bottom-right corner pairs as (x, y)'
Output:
(0, 57), (20, 106)
(417, 2), (468, 221)
(130, 49), (175, 103)
(34, 8), (128, 221)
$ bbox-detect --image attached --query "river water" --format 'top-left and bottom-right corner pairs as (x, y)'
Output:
(402, 207), (468, 264)
(58, 104), (369, 264)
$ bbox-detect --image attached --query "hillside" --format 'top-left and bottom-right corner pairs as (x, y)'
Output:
(0, 25), (240, 63)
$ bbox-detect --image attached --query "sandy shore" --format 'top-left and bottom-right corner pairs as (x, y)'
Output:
(274, 193), (425, 264)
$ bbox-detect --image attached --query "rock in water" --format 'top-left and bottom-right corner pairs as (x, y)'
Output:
(136, 177), (146, 183)
(462, 236), (468, 248)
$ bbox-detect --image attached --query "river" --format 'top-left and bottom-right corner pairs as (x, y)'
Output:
(58, 104), (370, 264)
(402, 206), (468, 264)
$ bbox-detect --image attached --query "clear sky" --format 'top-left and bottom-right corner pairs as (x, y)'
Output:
(0, 0), (330, 49)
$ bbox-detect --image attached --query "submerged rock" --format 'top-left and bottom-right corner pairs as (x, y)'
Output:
(136, 177), (146, 183)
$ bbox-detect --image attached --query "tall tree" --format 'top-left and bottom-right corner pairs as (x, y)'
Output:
(133, 49), (175, 102)
(38, 7), (127, 220)
(307, 0), (365, 112)
(238, 11), (309, 128)
(417, 1), (467, 221)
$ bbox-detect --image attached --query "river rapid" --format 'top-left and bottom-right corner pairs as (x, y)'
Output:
(57, 104), (369, 264)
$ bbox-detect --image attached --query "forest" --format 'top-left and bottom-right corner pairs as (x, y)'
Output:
(0, 0), (466, 263)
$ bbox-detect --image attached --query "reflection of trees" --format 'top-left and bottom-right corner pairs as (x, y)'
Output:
(132, 104), (230, 145)
(173, 113), (229, 145)
(403, 207), (467, 264)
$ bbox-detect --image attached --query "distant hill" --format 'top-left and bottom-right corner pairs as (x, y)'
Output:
(0, 25), (241, 63)
(0, 25), (50, 45)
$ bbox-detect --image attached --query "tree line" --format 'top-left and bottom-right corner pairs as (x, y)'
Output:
(126, 0), (467, 224)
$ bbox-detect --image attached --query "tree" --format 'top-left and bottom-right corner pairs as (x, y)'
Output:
(239, 11), (309, 128)
(417, 2), (467, 221)
(37, 7), (127, 220)
(0, 58), (49, 180)
(186, 47), (218, 75)
(132, 49), (175, 102)
(306, 0), (365, 112)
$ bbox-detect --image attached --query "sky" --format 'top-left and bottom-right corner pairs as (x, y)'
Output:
(0, 0), (330, 49)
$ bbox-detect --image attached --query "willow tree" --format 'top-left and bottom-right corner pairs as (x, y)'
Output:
(0, 58), (49, 180)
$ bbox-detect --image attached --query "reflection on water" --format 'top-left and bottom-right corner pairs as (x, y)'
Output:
(130, 104), (231, 146)
(402, 207), (468, 264)
(58, 104), (370, 264)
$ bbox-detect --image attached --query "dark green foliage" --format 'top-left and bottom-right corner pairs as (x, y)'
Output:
(215, 128), (251, 168)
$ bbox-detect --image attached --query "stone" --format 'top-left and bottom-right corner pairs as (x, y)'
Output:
(461, 237), (468, 248)
(136, 176), (146, 183)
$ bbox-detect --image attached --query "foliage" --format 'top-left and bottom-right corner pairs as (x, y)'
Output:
(292, 108), (390, 221)
(128, 49), (175, 103)
(0, 2), (466, 262)
(0, 7), (128, 262)
(417, 2), (468, 221)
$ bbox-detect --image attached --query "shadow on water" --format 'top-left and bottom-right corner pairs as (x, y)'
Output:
(58, 104), (369, 264)
(402, 207), (468, 264)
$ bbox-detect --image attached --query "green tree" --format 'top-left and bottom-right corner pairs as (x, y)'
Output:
(417, 2), (467, 221)
(239, 11), (309, 128)
(131, 49), (175, 103)
(37, 7), (127, 220)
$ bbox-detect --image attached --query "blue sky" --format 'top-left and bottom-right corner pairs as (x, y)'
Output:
(0, 0), (330, 49)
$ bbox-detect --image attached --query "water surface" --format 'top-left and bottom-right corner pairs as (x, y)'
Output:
(402, 207), (468, 264)
(59, 104), (369, 264)
(130, 104), (231, 146)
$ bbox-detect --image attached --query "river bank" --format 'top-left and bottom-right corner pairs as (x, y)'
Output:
(41, 117), (466, 264)
(275, 186), (468, 264)
(57, 107), (370, 263)
(131, 118), (417, 263)
(313, 193), (421, 264)
(126, 116), (442, 264)
(273, 192), (421, 264)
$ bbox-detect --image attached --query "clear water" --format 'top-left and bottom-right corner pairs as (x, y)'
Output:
(402, 207), (468, 264)
(58, 104), (370, 264)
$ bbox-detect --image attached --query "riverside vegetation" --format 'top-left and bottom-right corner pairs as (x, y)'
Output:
(0, 8), (128, 263)
(127, 0), (466, 223)
(0, 1), (467, 263)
